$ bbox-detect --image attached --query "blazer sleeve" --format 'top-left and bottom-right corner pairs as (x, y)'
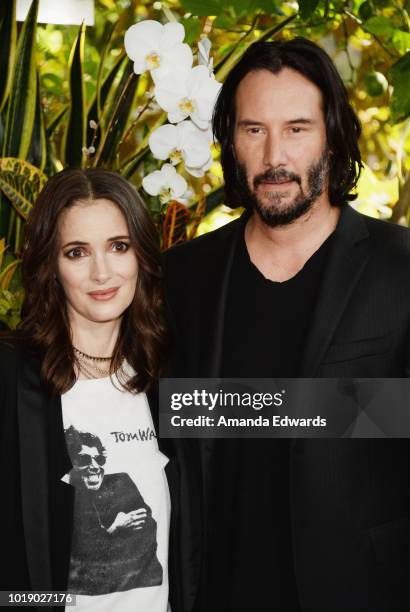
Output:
(0, 343), (32, 590)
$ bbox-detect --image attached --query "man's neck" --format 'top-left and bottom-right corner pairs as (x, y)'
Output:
(245, 199), (340, 282)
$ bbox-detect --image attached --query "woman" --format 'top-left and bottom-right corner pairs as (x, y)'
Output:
(0, 168), (174, 611)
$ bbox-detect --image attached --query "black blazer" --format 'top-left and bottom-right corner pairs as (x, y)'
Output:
(164, 205), (410, 612)
(0, 345), (202, 612)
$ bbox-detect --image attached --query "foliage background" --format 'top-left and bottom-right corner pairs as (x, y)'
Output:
(1, 0), (410, 328)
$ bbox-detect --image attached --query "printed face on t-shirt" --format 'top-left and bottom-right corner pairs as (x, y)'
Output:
(72, 444), (106, 491)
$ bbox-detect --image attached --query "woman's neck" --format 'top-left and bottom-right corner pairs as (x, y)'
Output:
(69, 313), (122, 358)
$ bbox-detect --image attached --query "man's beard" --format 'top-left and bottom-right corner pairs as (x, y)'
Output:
(236, 148), (329, 228)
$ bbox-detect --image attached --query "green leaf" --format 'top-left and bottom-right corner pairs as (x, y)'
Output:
(389, 52), (410, 123)
(45, 105), (68, 139)
(298, 0), (321, 20)
(63, 22), (86, 168)
(392, 29), (410, 54)
(93, 59), (139, 167)
(0, 157), (47, 220)
(363, 16), (394, 37)
(3, 0), (38, 159)
(180, 0), (223, 17)
(27, 72), (46, 170)
(86, 51), (125, 151)
(0, 0), (17, 113)
(181, 17), (202, 44)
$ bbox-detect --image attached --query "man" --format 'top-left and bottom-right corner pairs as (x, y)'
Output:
(65, 426), (163, 595)
(165, 39), (410, 612)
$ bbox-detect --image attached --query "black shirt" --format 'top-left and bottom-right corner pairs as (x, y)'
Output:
(204, 226), (334, 612)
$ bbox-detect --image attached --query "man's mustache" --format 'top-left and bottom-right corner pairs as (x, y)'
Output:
(253, 168), (301, 188)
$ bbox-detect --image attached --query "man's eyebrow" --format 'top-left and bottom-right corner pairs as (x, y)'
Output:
(237, 118), (315, 127)
(237, 120), (266, 127)
(61, 235), (130, 249)
(287, 118), (314, 125)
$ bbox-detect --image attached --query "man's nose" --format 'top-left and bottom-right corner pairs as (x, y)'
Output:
(89, 457), (100, 469)
(263, 133), (288, 168)
(90, 253), (112, 283)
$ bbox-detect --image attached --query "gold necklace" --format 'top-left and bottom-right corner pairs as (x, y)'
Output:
(74, 347), (112, 379)
(73, 347), (112, 361)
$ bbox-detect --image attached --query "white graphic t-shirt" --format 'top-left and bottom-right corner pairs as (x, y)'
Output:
(61, 376), (170, 612)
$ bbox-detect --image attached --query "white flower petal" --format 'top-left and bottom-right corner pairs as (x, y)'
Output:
(159, 22), (185, 51)
(178, 121), (211, 167)
(190, 112), (211, 130)
(161, 163), (178, 180)
(149, 124), (178, 160)
(142, 169), (164, 196)
(132, 60), (146, 75)
(198, 37), (211, 66)
(154, 70), (189, 112)
(124, 21), (162, 61)
(151, 44), (193, 83)
(186, 155), (212, 178)
(170, 172), (188, 198)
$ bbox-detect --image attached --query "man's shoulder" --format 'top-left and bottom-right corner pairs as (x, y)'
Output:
(164, 214), (243, 269)
(359, 209), (410, 254)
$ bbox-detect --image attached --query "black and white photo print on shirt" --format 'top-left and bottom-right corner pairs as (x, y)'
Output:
(61, 376), (170, 612)
(65, 426), (163, 595)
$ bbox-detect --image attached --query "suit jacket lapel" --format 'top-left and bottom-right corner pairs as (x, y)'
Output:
(199, 210), (250, 377)
(299, 205), (370, 376)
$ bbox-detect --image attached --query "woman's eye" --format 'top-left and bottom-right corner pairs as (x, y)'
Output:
(248, 127), (263, 135)
(65, 247), (85, 259)
(112, 241), (129, 252)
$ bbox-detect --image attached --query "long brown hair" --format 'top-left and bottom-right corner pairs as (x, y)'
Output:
(7, 168), (168, 394)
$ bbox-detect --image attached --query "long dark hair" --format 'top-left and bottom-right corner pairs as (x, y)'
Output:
(213, 37), (362, 207)
(7, 168), (167, 395)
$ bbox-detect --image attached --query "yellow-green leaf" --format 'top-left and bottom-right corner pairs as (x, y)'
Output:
(0, 157), (47, 220)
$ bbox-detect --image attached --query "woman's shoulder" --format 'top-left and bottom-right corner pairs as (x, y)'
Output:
(0, 340), (19, 367)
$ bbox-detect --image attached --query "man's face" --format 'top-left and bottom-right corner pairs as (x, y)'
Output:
(73, 445), (105, 491)
(233, 68), (329, 227)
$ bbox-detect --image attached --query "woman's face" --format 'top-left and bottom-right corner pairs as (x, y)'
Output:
(57, 198), (138, 326)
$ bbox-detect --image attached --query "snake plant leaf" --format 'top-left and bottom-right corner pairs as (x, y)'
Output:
(93, 59), (139, 167)
(3, 0), (38, 159)
(0, 0), (17, 113)
(0, 157), (47, 220)
(45, 105), (68, 139)
(86, 52), (125, 154)
(63, 22), (86, 168)
(27, 72), (46, 170)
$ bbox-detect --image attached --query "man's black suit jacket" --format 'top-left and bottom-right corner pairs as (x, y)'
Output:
(0, 345), (201, 612)
(164, 204), (410, 612)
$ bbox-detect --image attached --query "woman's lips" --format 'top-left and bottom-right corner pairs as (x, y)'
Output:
(88, 287), (119, 301)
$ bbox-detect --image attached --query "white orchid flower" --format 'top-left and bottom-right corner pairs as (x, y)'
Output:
(142, 163), (187, 204)
(155, 65), (222, 129)
(149, 120), (212, 176)
(186, 155), (213, 178)
(124, 20), (193, 83)
(198, 37), (213, 70)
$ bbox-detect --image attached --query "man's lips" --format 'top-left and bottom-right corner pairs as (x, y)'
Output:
(88, 287), (119, 300)
(258, 179), (294, 186)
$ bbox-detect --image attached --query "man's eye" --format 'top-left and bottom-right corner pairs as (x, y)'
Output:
(65, 247), (85, 259)
(290, 127), (303, 134)
(248, 127), (263, 135)
(112, 241), (129, 252)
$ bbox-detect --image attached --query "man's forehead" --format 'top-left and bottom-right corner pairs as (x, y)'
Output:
(234, 67), (324, 121)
